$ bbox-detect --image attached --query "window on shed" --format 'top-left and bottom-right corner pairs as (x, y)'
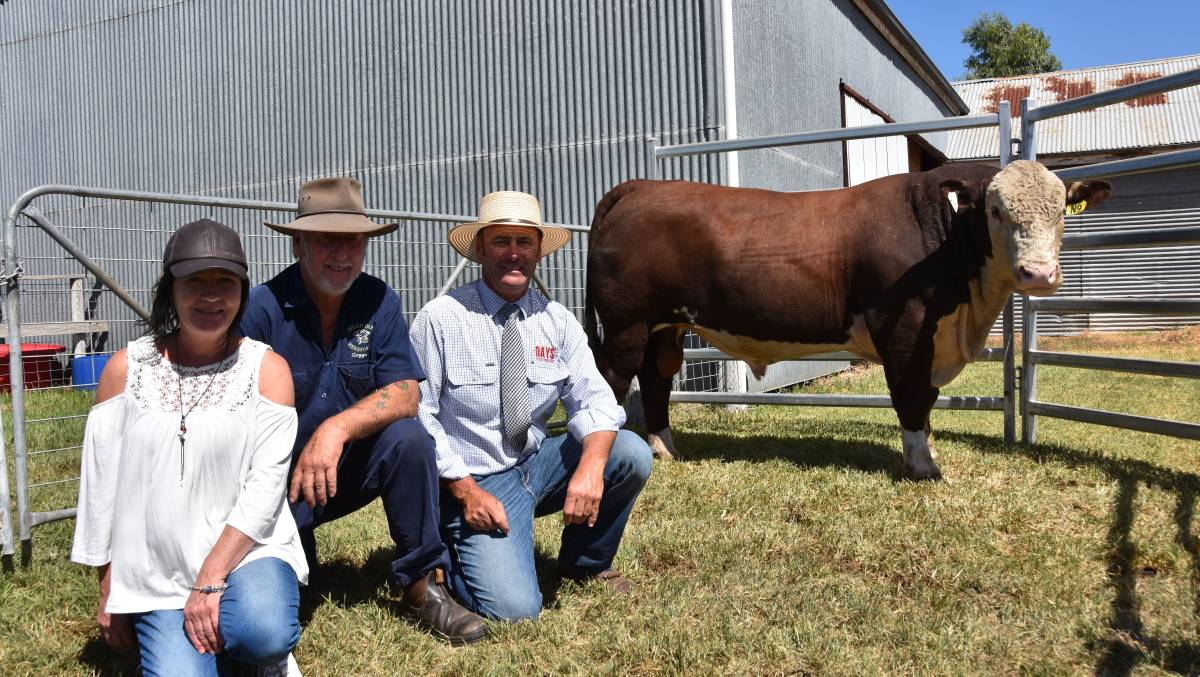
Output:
(840, 84), (942, 186)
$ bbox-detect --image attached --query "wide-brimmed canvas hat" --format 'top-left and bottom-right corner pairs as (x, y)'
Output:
(264, 177), (397, 237)
(447, 191), (572, 262)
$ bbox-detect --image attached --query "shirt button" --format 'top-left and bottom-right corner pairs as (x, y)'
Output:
(321, 393), (327, 398)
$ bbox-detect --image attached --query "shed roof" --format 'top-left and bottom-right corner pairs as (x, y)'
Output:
(946, 54), (1200, 163)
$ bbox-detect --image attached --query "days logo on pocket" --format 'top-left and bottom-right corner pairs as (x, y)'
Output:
(534, 345), (556, 362)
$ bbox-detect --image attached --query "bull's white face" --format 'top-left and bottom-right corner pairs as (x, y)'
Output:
(985, 161), (1069, 296)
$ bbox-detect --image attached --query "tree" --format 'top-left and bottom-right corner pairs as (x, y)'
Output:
(962, 13), (1062, 79)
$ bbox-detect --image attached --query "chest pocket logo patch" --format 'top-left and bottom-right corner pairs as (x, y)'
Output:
(347, 323), (374, 358)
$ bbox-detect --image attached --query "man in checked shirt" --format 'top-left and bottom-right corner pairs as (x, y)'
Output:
(410, 191), (653, 621)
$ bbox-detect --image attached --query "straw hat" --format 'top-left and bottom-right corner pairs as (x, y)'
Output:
(264, 177), (397, 237)
(447, 191), (572, 262)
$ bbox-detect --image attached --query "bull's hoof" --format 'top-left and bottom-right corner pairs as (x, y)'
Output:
(647, 428), (677, 461)
(902, 462), (943, 481)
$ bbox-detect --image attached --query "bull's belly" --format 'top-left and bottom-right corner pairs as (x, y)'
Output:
(653, 316), (880, 378)
(654, 307), (976, 387)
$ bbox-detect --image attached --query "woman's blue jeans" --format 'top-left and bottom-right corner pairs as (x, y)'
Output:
(130, 557), (300, 677)
(439, 429), (652, 622)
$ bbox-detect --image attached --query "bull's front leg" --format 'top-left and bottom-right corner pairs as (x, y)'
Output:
(640, 328), (683, 460)
(872, 310), (943, 481)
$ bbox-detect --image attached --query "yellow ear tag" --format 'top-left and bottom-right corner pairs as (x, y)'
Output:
(1066, 200), (1087, 215)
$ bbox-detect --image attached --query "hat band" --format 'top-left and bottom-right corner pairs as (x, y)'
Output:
(296, 209), (368, 219)
(483, 217), (541, 227)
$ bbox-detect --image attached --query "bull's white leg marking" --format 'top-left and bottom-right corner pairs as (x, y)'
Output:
(647, 427), (677, 461)
(901, 429), (942, 481)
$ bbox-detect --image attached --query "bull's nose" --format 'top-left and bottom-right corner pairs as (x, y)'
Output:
(1018, 262), (1058, 287)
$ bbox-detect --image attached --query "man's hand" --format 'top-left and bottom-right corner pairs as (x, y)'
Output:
(183, 586), (224, 655)
(97, 603), (135, 651)
(563, 463), (604, 527)
(447, 477), (509, 534)
(289, 421), (348, 507)
(564, 430), (616, 527)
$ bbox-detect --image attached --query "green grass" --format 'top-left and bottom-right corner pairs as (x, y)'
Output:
(2, 329), (1199, 675)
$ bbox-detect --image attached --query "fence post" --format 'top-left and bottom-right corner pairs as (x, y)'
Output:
(997, 101), (1016, 445)
(1017, 97), (1039, 443)
(0, 399), (12, 571)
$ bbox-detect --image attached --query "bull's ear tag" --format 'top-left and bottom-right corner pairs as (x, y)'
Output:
(1066, 200), (1087, 215)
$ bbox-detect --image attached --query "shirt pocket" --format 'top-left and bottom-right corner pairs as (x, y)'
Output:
(527, 362), (569, 420)
(445, 362), (499, 420)
(338, 362), (376, 402)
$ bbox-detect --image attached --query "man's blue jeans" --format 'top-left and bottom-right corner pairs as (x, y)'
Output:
(130, 557), (300, 677)
(439, 429), (652, 621)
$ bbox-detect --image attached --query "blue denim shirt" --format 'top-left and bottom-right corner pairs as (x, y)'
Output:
(240, 263), (425, 458)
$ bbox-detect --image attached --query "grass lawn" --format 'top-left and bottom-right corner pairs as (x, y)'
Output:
(1, 328), (1198, 675)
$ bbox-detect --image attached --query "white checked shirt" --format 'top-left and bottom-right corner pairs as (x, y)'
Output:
(410, 280), (626, 480)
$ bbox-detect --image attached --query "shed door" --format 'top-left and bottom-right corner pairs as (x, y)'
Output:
(843, 93), (908, 186)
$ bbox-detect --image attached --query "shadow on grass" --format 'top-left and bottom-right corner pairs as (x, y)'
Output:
(77, 638), (138, 676)
(670, 427), (904, 481)
(301, 545), (567, 626)
(934, 429), (1200, 675)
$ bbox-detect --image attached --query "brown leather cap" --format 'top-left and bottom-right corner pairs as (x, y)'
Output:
(163, 219), (248, 280)
(264, 177), (398, 237)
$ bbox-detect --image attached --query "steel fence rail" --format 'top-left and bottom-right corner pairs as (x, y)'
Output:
(1054, 147), (1200, 182)
(655, 113), (1000, 159)
(1062, 226), (1200, 251)
(1027, 67), (1200, 123)
(670, 391), (1005, 410)
(1030, 351), (1200, 379)
(1019, 70), (1200, 444)
(684, 347), (1006, 362)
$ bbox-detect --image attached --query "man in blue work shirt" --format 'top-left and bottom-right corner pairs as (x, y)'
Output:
(240, 177), (487, 645)
(410, 190), (654, 622)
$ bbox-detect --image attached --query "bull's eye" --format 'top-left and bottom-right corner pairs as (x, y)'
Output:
(989, 207), (1001, 221)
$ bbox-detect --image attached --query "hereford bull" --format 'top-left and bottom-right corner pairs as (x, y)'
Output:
(583, 161), (1110, 479)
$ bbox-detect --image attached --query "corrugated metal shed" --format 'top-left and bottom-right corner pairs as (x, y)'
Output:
(948, 54), (1200, 161)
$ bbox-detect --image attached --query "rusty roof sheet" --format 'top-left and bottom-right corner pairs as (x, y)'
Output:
(947, 54), (1200, 160)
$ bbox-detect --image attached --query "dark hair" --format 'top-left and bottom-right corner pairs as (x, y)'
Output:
(141, 270), (250, 344)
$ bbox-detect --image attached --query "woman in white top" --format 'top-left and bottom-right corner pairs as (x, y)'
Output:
(71, 218), (308, 676)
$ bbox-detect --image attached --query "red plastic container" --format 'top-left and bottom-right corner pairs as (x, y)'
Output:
(0, 343), (67, 392)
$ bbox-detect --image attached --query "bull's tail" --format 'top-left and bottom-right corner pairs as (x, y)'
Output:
(584, 180), (645, 358)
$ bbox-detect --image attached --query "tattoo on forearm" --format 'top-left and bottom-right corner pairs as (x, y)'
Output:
(375, 385), (392, 411)
(398, 382), (409, 390)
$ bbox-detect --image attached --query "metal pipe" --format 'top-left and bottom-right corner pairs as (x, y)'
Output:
(1029, 350), (1200, 379)
(23, 208), (150, 319)
(0, 392), (12, 567)
(681, 347), (1005, 362)
(719, 0), (739, 187)
(1021, 293), (1037, 444)
(669, 391), (1005, 410)
(1062, 226), (1200, 251)
(1055, 147), (1200, 182)
(29, 508), (77, 528)
(4, 190), (32, 564)
(1027, 401), (1200, 441)
(997, 101), (1012, 167)
(6, 185), (588, 232)
(1018, 99), (1036, 162)
(654, 114), (999, 159)
(1028, 67), (1200, 122)
(1027, 297), (1200, 315)
(437, 258), (471, 297)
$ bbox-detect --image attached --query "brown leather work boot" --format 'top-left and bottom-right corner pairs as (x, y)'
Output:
(403, 570), (489, 646)
(561, 568), (633, 594)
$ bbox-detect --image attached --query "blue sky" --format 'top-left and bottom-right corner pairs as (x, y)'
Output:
(885, 0), (1200, 80)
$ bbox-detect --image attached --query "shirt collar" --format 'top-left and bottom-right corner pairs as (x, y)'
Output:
(280, 264), (312, 310)
(475, 279), (534, 319)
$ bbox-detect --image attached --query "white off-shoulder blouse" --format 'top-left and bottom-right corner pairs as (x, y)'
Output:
(71, 336), (309, 614)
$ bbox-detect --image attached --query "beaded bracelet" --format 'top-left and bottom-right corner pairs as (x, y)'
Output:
(190, 583), (229, 594)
